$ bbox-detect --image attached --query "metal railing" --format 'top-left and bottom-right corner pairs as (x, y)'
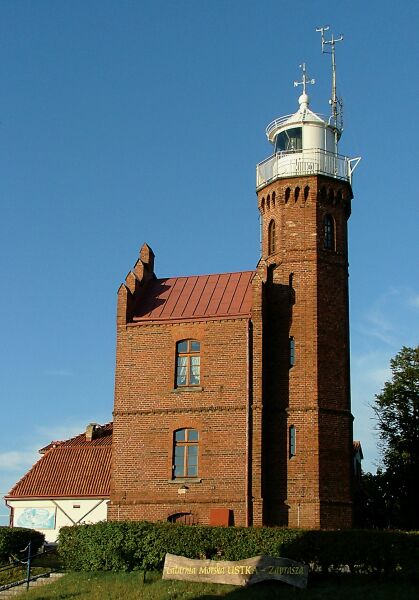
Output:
(256, 148), (352, 189)
(265, 114), (328, 139)
(0, 543), (57, 593)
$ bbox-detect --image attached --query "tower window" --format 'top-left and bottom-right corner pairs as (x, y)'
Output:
(289, 336), (295, 367)
(176, 340), (201, 387)
(271, 191), (276, 207)
(294, 187), (300, 202)
(289, 425), (296, 458)
(285, 188), (291, 203)
(274, 127), (302, 153)
(324, 215), (335, 250)
(173, 428), (199, 478)
(268, 220), (276, 255)
(304, 186), (310, 201)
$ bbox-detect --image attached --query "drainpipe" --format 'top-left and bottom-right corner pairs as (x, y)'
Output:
(245, 319), (251, 527)
(4, 498), (13, 527)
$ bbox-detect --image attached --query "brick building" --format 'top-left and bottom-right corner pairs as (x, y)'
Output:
(109, 74), (359, 529)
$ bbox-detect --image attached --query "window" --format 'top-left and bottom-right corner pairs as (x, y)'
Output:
(289, 336), (295, 367)
(173, 428), (199, 478)
(289, 425), (296, 458)
(176, 340), (200, 387)
(268, 219), (276, 255)
(274, 127), (302, 153)
(324, 215), (335, 250)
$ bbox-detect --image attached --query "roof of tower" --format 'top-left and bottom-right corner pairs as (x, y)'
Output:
(131, 271), (254, 324)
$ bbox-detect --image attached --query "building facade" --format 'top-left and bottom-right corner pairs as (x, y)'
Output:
(109, 84), (358, 529)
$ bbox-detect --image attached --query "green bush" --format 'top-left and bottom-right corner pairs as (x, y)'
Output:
(58, 522), (419, 579)
(0, 526), (45, 563)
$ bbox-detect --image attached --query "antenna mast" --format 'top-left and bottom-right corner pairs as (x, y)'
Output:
(316, 26), (344, 146)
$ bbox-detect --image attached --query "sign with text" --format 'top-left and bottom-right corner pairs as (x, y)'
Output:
(162, 553), (308, 588)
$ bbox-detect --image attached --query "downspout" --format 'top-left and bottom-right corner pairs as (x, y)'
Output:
(245, 318), (251, 527)
(4, 498), (13, 527)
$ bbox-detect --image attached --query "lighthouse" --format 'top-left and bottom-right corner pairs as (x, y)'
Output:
(255, 30), (359, 528)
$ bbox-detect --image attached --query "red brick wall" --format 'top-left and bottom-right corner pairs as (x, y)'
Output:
(110, 314), (253, 526)
(257, 175), (354, 529)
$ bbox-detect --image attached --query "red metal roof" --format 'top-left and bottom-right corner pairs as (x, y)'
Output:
(7, 424), (112, 499)
(133, 271), (254, 323)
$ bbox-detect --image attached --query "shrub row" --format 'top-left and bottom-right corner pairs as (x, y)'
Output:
(0, 527), (45, 563)
(58, 521), (419, 578)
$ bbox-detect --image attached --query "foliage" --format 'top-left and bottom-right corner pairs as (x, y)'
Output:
(372, 345), (419, 529)
(58, 521), (419, 579)
(0, 527), (44, 564)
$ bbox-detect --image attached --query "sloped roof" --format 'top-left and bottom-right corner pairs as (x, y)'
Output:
(132, 271), (254, 324)
(7, 424), (112, 499)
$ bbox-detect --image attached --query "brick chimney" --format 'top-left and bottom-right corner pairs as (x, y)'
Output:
(85, 423), (99, 442)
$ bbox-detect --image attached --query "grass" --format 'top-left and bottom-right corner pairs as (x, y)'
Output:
(12, 571), (419, 600)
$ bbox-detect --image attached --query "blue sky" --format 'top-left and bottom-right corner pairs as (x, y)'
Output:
(1, 0), (418, 525)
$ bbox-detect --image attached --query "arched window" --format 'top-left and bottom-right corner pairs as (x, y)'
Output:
(176, 340), (200, 387)
(304, 186), (310, 201)
(285, 187), (291, 203)
(268, 220), (276, 255)
(173, 428), (199, 478)
(324, 215), (335, 250)
(294, 187), (300, 202)
(267, 194), (270, 209)
(271, 191), (276, 207)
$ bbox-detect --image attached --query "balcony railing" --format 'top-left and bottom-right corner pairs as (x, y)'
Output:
(256, 148), (353, 190)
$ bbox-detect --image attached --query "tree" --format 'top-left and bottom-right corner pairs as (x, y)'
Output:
(372, 345), (419, 529)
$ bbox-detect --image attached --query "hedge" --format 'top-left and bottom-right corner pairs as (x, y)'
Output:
(58, 521), (419, 578)
(0, 527), (45, 563)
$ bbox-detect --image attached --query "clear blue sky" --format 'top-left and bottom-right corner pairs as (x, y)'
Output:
(1, 0), (418, 525)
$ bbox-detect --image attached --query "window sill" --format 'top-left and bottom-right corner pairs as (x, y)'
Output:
(171, 386), (203, 393)
(167, 478), (202, 484)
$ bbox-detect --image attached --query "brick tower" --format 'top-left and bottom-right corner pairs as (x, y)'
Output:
(255, 63), (357, 528)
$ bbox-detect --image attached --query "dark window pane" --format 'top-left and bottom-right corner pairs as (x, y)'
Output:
(188, 445), (198, 459)
(174, 464), (184, 477)
(289, 425), (296, 457)
(177, 341), (188, 353)
(188, 429), (198, 442)
(190, 341), (200, 352)
(175, 429), (186, 442)
(289, 337), (295, 367)
(275, 127), (302, 153)
(187, 465), (197, 477)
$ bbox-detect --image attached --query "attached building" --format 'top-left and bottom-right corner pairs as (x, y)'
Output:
(5, 423), (111, 542)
